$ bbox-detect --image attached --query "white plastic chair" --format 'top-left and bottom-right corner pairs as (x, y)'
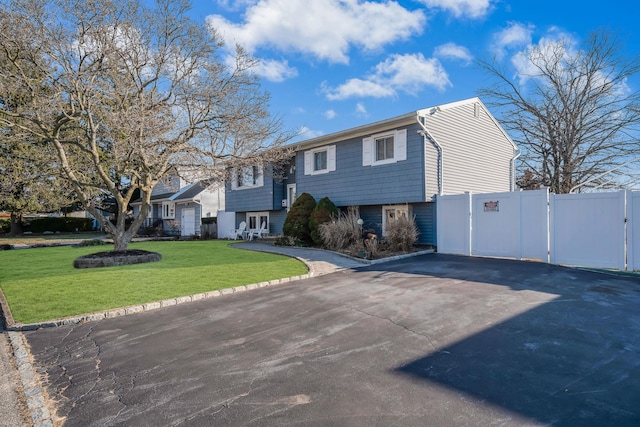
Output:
(232, 221), (246, 240)
(249, 221), (267, 240)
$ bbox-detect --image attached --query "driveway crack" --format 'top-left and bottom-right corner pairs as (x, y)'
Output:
(348, 305), (438, 351)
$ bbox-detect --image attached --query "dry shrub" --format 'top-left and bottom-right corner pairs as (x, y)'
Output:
(385, 215), (419, 252)
(319, 206), (361, 251)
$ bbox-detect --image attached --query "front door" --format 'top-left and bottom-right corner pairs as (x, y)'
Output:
(287, 184), (297, 211)
(181, 208), (196, 236)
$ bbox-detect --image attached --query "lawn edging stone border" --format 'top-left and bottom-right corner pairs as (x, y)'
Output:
(4, 272), (313, 332)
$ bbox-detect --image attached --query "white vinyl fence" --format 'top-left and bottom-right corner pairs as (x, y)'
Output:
(437, 189), (639, 270)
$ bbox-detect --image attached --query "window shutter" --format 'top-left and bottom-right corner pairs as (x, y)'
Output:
(363, 137), (373, 166)
(231, 170), (238, 190)
(304, 151), (312, 175)
(327, 145), (336, 172)
(395, 129), (407, 162)
(256, 167), (264, 187)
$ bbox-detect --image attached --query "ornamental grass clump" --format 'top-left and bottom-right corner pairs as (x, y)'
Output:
(319, 206), (361, 251)
(385, 215), (419, 252)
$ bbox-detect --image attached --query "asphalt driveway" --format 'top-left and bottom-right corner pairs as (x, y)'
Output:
(24, 254), (640, 426)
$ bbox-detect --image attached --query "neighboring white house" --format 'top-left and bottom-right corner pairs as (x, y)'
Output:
(131, 171), (225, 237)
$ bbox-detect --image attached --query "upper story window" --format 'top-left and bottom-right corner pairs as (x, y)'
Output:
(363, 129), (407, 166)
(376, 135), (394, 161)
(314, 150), (327, 171)
(231, 165), (264, 190)
(304, 145), (336, 175)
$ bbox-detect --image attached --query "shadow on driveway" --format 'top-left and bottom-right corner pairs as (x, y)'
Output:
(389, 256), (640, 426)
(23, 254), (640, 426)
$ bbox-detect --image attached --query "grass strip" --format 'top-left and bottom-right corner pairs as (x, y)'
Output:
(0, 240), (307, 324)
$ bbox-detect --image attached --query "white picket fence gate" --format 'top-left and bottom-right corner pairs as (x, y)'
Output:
(437, 189), (640, 271)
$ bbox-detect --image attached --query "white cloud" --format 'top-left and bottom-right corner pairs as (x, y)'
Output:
(255, 58), (298, 82)
(416, 0), (493, 19)
(492, 22), (534, 59)
(206, 0), (425, 64)
(355, 103), (368, 117)
(434, 42), (473, 65)
(325, 53), (451, 100)
(511, 32), (577, 85)
(323, 110), (337, 120)
(298, 126), (324, 139)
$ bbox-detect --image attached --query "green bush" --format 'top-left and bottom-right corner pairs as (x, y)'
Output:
(282, 192), (316, 244)
(309, 197), (338, 246)
(201, 217), (217, 225)
(29, 217), (94, 233)
(0, 219), (10, 234)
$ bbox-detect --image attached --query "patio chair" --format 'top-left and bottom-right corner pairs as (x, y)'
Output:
(249, 221), (267, 240)
(232, 221), (246, 240)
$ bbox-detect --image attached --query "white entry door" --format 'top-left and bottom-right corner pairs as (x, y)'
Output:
(181, 208), (196, 236)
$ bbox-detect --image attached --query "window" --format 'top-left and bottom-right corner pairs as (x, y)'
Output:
(376, 136), (394, 161)
(247, 212), (269, 231)
(161, 202), (175, 219)
(314, 150), (327, 171)
(232, 165), (263, 190)
(382, 205), (410, 236)
(363, 129), (407, 166)
(304, 145), (336, 175)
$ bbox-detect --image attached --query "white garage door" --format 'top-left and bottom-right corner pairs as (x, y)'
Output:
(181, 208), (195, 236)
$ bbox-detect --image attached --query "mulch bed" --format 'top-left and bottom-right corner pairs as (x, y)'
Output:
(73, 250), (161, 269)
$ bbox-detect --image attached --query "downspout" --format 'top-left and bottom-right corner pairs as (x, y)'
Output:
(511, 148), (521, 191)
(417, 114), (443, 196)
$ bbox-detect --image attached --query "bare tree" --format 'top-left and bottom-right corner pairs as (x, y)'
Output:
(479, 31), (640, 193)
(0, 0), (293, 251)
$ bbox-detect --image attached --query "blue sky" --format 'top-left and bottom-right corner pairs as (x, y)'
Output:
(187, 0), (640, 142)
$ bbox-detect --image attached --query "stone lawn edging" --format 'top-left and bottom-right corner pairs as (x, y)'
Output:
(2, 272), (313, 332)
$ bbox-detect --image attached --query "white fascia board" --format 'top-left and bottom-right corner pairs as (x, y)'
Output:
(291, 112), (416, 151)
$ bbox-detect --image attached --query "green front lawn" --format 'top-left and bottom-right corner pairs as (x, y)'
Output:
(0, 240), (307, 324)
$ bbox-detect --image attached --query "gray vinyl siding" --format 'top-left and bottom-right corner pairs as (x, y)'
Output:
(423, 101), (515, 196)
(413, 202), (435, 245)
(269, 210), (288, 234)
(226, 168), (280, 212)
(296, 123), (425, 206)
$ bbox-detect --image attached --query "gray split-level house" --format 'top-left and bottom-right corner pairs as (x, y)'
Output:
(223, 97), (518, 246)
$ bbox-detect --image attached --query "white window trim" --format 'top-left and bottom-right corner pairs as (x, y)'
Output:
(162, 202), (175, 219)
(381, 204), (411, 237)
(231, 165), (264, 190)
(246, 211), (269, 231)
(286, 184), (297, 211)
(304, 145), (336, 175)
(363, 129), (407, 167)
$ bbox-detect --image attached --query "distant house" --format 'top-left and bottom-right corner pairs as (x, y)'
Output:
(131, 171), (224, 237)
(223, 97), (518, 245)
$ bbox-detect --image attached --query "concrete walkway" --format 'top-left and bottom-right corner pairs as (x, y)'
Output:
(230, 241), (368, 275)
(230, 241), (434, 276)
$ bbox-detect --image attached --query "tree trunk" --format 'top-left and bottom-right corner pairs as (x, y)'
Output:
(9, 212), (23, 235)
(112, 230), (129, 252)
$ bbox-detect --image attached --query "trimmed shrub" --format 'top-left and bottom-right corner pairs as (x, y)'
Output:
(0, 219), (10, 234)
(30, 217), (94, 233)
(282, 192), (316, 244)
(309, 197), (339, 246)
(385, 215), (419, 252)
(318, 206), (361, 251)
